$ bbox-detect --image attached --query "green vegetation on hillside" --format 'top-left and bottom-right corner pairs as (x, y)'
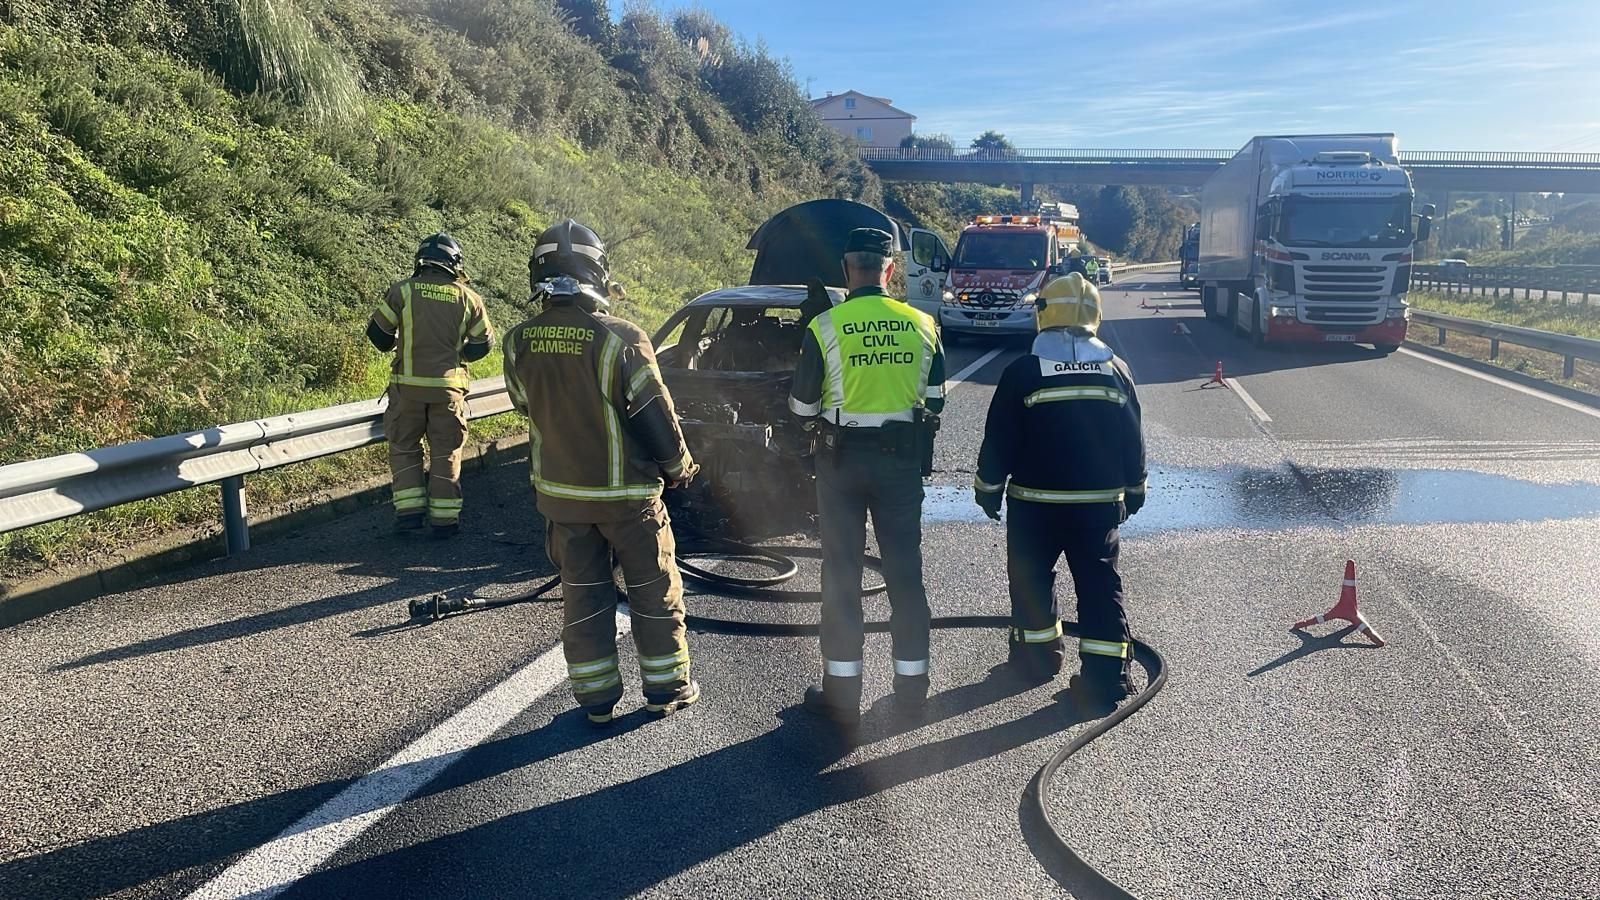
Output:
(0, 0), (881, 568)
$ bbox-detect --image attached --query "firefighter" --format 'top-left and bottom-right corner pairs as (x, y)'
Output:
(973, 272), (1147, 708)
(788, 227), (946, 726)
(367, 233), (493, 537)
(502, 219), (701, 725)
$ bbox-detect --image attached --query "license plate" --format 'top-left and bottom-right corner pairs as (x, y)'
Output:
(972, 318), (1001, 327)
(1323, 334), (1356, 342)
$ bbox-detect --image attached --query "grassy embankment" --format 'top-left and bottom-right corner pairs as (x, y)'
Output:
(0, 0), (877, 575)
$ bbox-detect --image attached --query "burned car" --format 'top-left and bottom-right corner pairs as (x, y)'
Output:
(653, 199), (931, 539)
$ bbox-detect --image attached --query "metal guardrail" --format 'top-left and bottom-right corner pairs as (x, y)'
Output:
(0, 378), (515, 554)
(1412, 264), (1600, 302)
(1410, 310), (1600, 379)
(859, 148), (1600, 169)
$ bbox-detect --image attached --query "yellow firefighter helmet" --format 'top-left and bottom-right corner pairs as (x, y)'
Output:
(1037, 272), (1101, 333)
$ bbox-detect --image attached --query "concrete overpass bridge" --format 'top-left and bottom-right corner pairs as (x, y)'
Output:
(860, 147), (1600, 199)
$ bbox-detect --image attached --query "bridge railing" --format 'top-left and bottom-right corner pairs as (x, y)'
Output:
(859, 148), (1600, 169)
(0, 378), (515, 555)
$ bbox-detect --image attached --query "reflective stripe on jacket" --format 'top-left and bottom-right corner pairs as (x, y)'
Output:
(370, 270), (492, 399)
(502, 304), (692, 523)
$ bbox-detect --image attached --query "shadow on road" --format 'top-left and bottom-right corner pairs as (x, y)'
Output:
(0, 666), (1096, 899)
(52, 547), (555, 671)
(1246, 624), (1384, 677)
(1102, 314), (1392, 387)
(284, 672), (1096, 899)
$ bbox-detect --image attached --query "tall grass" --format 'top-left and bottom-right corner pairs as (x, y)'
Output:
(224, 0), (362, 122)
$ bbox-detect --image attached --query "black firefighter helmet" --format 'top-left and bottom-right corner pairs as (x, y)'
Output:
(415, 232), (464, 274)
(530, 218), (609, 288)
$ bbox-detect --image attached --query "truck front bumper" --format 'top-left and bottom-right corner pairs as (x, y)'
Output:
(1265, 315), (1407, 346)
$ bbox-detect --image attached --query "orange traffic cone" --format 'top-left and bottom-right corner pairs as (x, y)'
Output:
(1292, 560), (1386, 646)
(1207, 361), (1226, 386)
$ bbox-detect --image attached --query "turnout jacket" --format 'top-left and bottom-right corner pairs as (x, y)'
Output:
(975, 329), (1146, 526)
(502, 302), (694, 523)
(369, 269), (493, 401)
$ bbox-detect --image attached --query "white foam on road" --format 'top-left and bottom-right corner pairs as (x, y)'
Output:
(186, 609), (632, 900)
(1398, 346), (1600, 421)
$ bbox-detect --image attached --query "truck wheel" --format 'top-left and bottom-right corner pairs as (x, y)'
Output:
(1373, 343), (1400, 355)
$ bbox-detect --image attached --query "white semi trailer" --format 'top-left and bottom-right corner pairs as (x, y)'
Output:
(1198, 134), (1434, 353)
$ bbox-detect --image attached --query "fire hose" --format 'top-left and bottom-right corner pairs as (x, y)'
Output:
(407, 533), (1166, 899)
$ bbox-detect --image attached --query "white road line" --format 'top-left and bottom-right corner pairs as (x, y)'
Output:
(1223, 377), (1273, 424)
(187, 609), (632, 900)
(1398, 347), (1600, 421)
(944, 346), (1006, 394)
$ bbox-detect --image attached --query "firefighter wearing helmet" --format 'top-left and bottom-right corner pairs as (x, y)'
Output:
(367, 233), (494, 537)
(501, 219), (701, 724)
(973, 272), (1147, 707)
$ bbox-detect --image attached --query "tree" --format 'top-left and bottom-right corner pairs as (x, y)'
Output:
(899, 133), (953, 151)
(970, 130), (1013, 153)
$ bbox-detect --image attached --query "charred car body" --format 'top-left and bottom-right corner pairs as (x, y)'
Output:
(654, 200), (931, 539)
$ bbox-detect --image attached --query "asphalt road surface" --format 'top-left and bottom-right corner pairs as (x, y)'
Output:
(4, 266), (1600, 899)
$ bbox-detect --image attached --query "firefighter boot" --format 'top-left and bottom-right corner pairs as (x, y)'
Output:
(1070, 655), (1137, 711)
(1006, 634), (1066, 684)
(393, 513), (426, 534)
(645, 679), (702, 717)
(804, 676), (862, 727)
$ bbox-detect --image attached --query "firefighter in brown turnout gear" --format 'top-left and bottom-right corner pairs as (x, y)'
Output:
(502, 220), (701, 724)
(367, 233), (493, 538)
(974, 273), (1147, 707)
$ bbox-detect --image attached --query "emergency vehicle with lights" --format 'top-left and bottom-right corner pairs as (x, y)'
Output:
(1198, 134), (1434, 353)
(937, 214), (1082, 339)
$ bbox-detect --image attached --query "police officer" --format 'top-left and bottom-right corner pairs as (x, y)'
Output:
(973, 273), (1147, 707)
(367, 233), (493, 537)
(788, 227), (946, 725)
(502, 219), (701, 725)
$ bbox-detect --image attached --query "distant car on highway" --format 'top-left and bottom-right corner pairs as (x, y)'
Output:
(1439, 258), (1468, 273)
(1095, 256), (1113, 285)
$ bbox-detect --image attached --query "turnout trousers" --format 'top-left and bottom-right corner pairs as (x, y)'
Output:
(384, 386), (468, 526)
(815, 444), (932, 707)
(545, 498), (692, 711)
(1006, 500), (1132, 683)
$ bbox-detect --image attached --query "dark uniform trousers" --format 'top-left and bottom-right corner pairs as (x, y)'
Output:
(544, 499), (692, 710)
(1006, 500), (1130, 680)
(816, 443), (932, 707)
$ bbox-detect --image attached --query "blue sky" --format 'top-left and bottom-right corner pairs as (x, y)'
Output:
(677, 0), (1600, 151)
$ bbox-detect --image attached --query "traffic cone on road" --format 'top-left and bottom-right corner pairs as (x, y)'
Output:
(1206, 361), (1227, 387)
(1292, 560), (1386, 647)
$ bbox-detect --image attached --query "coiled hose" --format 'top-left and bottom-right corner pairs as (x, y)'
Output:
(410, 533), (1166, 899)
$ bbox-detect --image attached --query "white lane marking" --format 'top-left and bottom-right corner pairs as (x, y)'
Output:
(1223, 377), (1273, 424)
(1397, 347), (1600, 421)
(1173, 323), (1191, 335)
(187, 609), (632, 900)
(944, 347), (1006, 395)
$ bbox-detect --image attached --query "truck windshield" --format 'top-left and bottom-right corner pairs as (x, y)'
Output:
(1279, 197), (1413, 247)
(953, 232), (1049, 269)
